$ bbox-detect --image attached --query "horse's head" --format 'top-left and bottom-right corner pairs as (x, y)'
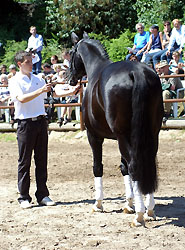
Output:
(67, 32), (87, 86)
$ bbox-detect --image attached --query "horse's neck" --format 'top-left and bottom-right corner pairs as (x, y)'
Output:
(79, 43), (111, 84)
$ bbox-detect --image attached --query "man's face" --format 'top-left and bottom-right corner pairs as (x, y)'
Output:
(30, 27), (36, 36)
(1, 67), (7, 73)
(160, 65), (169, 74)
(164, 23), (171, 32)
(173, 21), (181, 30)
(19, 56), (33, 73)
(137, 26), (144, 34)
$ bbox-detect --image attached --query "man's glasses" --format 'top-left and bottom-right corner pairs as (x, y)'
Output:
(164, 24), (170, 26)
(137, 27), (143, 30)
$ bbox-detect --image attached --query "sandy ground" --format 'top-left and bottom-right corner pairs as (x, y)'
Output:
(0, 129), (185, 250)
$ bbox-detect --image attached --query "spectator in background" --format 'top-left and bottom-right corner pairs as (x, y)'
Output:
(158, 60), (184, 122)
(141, 24), (164, 67)
(42, 63), (55, 76)
(27, 26), (43, 75)
(153, 21), (172, 68)
(0, 64), (9, 75)
(8, 64), (17, 79)
(166, 19), (185, 61)
(169, 51), (184, 79)
(50, 55), (59, 68)
(62, 49), (70, 68)
(155, 62), (162, 76)
(0, 74), (10, 122)
(126, 23), (150, 61)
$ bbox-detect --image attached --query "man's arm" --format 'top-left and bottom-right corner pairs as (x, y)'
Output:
(53, 85), (82, 98)
(16, 83), (51, 103)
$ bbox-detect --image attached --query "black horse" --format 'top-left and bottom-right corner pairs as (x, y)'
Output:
(68, 32), (164, 226)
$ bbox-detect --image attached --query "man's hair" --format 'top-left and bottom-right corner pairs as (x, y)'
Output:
(14, 50), (32, 65)
(163, 20), (171, 25)
(0, 74), (8, 82)
(135, 23), (144, 30)
(30, 26), (36, 30)
(172, 51), (180, 57)
(172, 19), (181, 25)
(42, 63), (51, 69)
(0, 64), (7, 70)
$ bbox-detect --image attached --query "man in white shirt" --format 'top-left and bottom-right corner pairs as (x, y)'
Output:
(9, 50), (81, 209)
(166, 19), (185, 60)
(27, 26), (43, 75)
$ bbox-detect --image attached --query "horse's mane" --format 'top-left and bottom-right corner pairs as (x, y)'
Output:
(83, 38), (109, 60)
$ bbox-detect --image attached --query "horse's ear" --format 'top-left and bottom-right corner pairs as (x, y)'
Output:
(71, 32), (79, 45)
(83, 32), (89, 39)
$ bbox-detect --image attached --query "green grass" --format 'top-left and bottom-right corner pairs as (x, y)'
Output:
(0, 133), (17, 142)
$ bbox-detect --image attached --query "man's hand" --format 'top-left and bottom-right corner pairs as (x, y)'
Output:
(166, 50), (170, 56)
(73, 84), (82, 95)
(41, 83), (52, 93)
(170, 84), (175, 91)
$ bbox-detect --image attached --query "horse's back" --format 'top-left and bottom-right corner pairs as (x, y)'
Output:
(99, 61), (163, 134)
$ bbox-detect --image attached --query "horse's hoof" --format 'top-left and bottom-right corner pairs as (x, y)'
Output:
(92, 204), (103, 213)
(144, 210), (156, 221)
(123, 205), (135, 214)
(131, 218), (145, 227)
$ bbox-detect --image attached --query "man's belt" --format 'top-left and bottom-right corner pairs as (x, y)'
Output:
(19, 115), (45, 122)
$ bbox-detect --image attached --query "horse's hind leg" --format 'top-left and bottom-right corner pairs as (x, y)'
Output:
(132, 181), (145, 227)
(87, 130), (104, 212)
(144, 193), (156, 221)
(120, 158), (134, 214)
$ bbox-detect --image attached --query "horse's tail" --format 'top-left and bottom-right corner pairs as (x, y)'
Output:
(129, 70), (162, 195)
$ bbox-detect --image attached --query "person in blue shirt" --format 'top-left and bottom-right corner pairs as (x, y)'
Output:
(126, 23), (150, 61)
(141, 24), (164, 67)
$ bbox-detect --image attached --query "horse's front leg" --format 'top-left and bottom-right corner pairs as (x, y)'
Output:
(87, 130), (104, 212)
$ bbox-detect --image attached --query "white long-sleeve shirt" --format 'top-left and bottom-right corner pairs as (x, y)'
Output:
(168, 25), (185, 50)
(28, 33), (43, 52)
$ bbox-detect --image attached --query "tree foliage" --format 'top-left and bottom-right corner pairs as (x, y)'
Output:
(45, 0), (137, 45)
(134, 0), (185, 26)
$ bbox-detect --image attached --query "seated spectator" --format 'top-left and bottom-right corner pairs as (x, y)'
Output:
(141, 24), (164, 67)
(166, 19), (185, 61)
(153, 21), (172, 68)
(62, 49), (70, 68)
(169, 51), (184, 78)
(129, 54), (138, 61)
(126, 23), (150, 61)
(8, 64), (17, 79)
(55, 71), (78, 127)
(0, 64), (8, 75)
(155, 62), (162, 76)
(51, 55), (59, 66)
(0, 74), (11, 122)
(42, 63), (55, 76)
(158, 60), (184, 122)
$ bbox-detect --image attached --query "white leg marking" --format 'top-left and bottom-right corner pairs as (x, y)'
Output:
(132, 181), (145, 213)
(92, 177), (103, 212)
(123, 175), (134, 213)
(144, 193), (156, 221)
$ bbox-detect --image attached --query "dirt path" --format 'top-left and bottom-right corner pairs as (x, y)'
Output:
(0, 130), (185, 250)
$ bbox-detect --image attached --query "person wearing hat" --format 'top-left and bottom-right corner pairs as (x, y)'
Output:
(158, 60), (184, 122)
(141, 24), (164, 67)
